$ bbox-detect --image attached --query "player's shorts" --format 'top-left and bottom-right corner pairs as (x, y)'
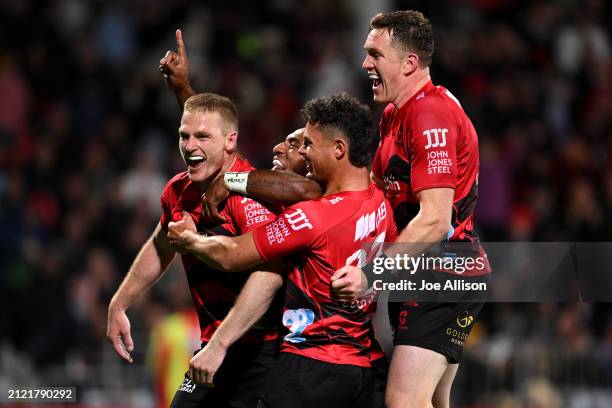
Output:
(369, 355), (389, 408)
(170, 339), (278, 408)
(389, 272), (489, 364)
(257, 352), (373, 408)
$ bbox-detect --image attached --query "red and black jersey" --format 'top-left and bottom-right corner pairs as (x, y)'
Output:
(252, 184), (398, 367)
(372, 80), (490, 276)
(160, 157), (279, 343)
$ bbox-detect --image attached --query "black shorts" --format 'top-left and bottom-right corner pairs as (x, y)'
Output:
(389, 273), (489, 364)
(369, 356), (389, 408)
(257, 353), (373, 408)
(170, 340), (278, 408)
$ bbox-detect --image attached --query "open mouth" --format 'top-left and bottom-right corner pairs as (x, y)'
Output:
(272, 158), (286, 171)
(305, 161), (312, 174)
(186, 155), (205, 168)
(369, 73), (381, 90)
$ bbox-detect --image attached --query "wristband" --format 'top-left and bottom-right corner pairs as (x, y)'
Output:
(224, 172), (250, 194)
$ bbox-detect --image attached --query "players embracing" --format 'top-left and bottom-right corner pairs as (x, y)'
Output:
(108, 10), (491, 407)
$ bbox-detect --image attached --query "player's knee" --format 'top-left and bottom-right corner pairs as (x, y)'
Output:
(432, 387), (451, 408)
(386, 389), (434, 408)
(432, 395), (450, 408)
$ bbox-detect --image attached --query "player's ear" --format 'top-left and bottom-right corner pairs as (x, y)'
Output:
(334, 138), (347, 161)
(225, 130), (238, 153)
(402, 52), (419, 76)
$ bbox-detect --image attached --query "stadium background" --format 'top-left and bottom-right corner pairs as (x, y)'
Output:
(1, 0), (611, 407)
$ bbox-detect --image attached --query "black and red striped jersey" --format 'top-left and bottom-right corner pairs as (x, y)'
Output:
(372, 80), (490, 276)
(160, 156), (280, 343)
(252, 184), (397, 367)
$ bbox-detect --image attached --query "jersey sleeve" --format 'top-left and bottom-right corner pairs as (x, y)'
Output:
(251, 201), (323, 262)
(225, 195), (275, 234)
(408, 97), (458, 193)
(159, 182), (174, 231)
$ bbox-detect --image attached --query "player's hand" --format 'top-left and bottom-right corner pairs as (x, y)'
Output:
(159, 29), (192, 94)
(202, 173), (229, 225)
(107, 305), (134, 363)
(188, 340), (227, 387)
(167, 212), (198, 253)
(331, 265), (369, 301)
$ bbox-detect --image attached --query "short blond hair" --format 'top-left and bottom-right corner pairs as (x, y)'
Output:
(184, 93), (239, 132)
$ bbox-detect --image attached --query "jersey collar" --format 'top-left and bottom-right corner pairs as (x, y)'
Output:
(398, 80), (435, 112)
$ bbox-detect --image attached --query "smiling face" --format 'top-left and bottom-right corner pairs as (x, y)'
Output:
(178, 110), (236, 185)
(272, 128), (306, 175)
(298, 123), (337, 183)
(362, 28), (407, 105)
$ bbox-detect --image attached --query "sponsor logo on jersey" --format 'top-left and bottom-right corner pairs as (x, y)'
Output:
(284, 208), (313, 231)
(354, 203), (387, 242)
(329, 196), (343, 205)
(282, 308), (315, 343)
(423, 128), (448, 149)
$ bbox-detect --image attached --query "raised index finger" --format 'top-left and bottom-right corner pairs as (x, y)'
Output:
(176, 29), (186, 58)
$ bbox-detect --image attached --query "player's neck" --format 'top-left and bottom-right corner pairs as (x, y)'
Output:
(393, 70), (431, 109)
(323, 167), (370, 196)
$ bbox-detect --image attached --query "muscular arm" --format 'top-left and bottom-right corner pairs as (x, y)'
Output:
(389, 187), (454, 253)
(181, 230), (264, 272)
(212, 269), (282, 347)
(107, 222), (176, 361)
(246, 170), (322, 205)
(203, 170), (322, 223)
(188, 268), (283, 384)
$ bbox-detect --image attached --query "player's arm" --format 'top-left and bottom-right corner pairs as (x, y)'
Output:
(228, 170), (322, 204)
(167, 213), (262, 271)
(159, 29), (196, 111)
(188, 232), (262, 272)
(107, 222), (176, 362)
(170, 206), (318, 271)
(395, 187), (453, 244)
(203, 170), (322, 223)
(188, 268), (283, 385)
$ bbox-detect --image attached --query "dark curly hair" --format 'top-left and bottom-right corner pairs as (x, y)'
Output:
(301, 93), (375, 168)
(370, 10), (434, 67)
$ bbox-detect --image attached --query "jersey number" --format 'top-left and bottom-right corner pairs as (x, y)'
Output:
(345, 231), (387, 268)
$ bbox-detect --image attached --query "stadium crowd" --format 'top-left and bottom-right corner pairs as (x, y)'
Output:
(0, 0), (611, 406)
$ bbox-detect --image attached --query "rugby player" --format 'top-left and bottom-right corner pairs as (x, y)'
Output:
(331, 10), (491, 408)
(107, 93), (282, 408)
(167, 93), (397, 408)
